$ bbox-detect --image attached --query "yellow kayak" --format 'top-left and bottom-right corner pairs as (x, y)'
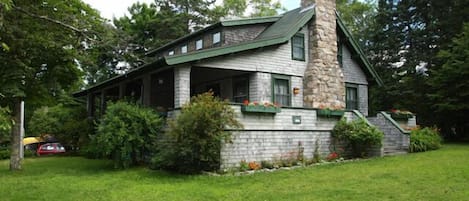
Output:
(23, 137), (44, 145)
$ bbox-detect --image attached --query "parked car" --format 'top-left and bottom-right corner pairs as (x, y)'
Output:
(37, 143), (66, 156)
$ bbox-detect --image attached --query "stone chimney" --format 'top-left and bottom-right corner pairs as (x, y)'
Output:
(302, 0), (345, 109)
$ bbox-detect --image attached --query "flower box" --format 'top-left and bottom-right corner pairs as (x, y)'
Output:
(390, 113), (413, 120)
(241, 105), (280, 114)
(317, 109), (344, 117)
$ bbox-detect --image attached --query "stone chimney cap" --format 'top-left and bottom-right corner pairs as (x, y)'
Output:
(300, 3), (316, 13)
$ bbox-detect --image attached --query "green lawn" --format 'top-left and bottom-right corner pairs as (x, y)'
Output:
(1, 144), (468, 201)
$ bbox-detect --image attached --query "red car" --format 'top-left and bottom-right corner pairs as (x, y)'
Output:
(37, 143), (66, 156)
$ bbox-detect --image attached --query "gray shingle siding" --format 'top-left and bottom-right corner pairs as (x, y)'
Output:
(223, 24), (269, 45)
(342, 44), (369, 115)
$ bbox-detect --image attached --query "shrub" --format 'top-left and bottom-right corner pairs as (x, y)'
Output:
(151, 92), (242, 174)
(409, 127), (442, 152)
(93, 101), (163, 169)
(332, 117), (384, 158)
(261, 160), (274, 169)
(28, 102), (92, 152)
(0, 148), (10, 160)
(239, 160), (249, 171)
(0, 107), (11, 144)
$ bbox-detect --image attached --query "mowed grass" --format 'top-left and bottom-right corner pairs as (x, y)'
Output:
(1, 144), (469, 201)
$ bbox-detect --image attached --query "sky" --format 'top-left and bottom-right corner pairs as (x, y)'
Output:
(82, 0), (300, 20)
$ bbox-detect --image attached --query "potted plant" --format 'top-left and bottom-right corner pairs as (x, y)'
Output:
(317, 105), (345, 118)
(389, 109), (413, 120)
(241, 100), (281, 114)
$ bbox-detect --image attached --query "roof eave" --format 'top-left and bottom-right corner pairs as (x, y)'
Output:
(73, 58), (168, 97)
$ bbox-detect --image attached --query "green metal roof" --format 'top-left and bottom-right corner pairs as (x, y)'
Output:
(221, 15), (281, 26)
(165, 7), (315, 65)
(145, 15), (282, 57)
(75, 5), (383, 96)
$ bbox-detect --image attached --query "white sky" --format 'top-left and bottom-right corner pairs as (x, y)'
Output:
(82, 0), (300, 20)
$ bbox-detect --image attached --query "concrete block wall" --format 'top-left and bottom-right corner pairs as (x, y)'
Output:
(220, 106), (342, 169)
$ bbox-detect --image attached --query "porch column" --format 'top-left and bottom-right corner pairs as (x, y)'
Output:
(118, 83), (125, 99)
(86, 94), (93, 117)
(142, 74), (151, 106)
(174, 65), (191, 108)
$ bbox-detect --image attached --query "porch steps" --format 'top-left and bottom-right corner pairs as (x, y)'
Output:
(366, 114), (410, 156)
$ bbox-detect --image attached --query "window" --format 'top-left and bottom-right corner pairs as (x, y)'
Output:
(181, 45), (188, 54)
(206, 83), (220, 97)
(337, 40), (343, 67)
(292, 34), (305, 61)
(196, 39), (203, 50)
(232, 76), (249, 103)
(273, 75), (290, 106)
(213, 32), (221, 46)
(346, 86), (358, 110)
(168, 50), (174, 56)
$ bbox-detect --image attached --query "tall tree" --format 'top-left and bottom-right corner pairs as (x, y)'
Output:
(0, 0), (105, 170)
(428, 24), (469, 139)
(368, 0), (469, 137)
(336, 0), (377, 48)
(112, 2), (187, 69)
(154, 0), (217, 32)
(109, 0), (284, 74)
(249, 0), (285, 17)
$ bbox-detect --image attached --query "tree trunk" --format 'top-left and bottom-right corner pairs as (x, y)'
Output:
(9, 98), (22, 171)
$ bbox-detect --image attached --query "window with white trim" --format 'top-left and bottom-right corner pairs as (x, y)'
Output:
(196, 39), (203, 50)
(213, 32), (221, 46)
(181, 45), (187, 54)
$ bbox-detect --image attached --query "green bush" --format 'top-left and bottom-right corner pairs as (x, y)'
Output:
(409, 127), (442, 152)
(0, 148), (10, 160)
(332, 117), (384, 157)
(151, 92), (242, 174)
(93, 101), (163, 169)
(0, 107), (11, 144)
(28, 102), (93, 152)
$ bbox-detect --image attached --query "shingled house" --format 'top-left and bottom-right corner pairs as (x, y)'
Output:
(75, 0), (415, 168)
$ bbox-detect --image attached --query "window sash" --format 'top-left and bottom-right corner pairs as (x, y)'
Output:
(292, 35), (305, 60)
(213, 32), (221, 45)
(346, 87), (358, 110)
(196, 39), (203, 50)
(181, 45), (188, 54)
(274, 78), (290, 106)
(233, 77), (249, 103)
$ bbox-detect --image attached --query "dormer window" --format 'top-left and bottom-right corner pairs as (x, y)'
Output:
(168, 50), (175, 56)
(213, 32), (221, 46)
(196, 39), (203, 50)
(181, 45), (187, 54)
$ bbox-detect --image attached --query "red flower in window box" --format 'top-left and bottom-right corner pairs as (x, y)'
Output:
(243, 100), (249, 106)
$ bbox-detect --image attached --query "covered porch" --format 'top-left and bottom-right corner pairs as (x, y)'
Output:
(82, 66), (258, 117)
